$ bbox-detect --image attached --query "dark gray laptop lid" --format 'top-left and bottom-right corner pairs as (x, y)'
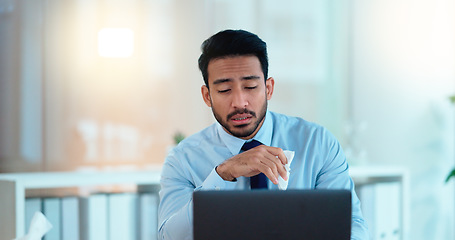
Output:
(193, 189), (351, 240)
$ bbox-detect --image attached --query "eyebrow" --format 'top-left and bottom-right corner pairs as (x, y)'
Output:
(212, 75), (261, 85)
(242, 75), (261, 80)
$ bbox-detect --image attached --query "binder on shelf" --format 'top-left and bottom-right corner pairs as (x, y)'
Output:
(108, 193), (138, 240)
(79, 194), (108, 240)
(139, 192), (159, 240)
(42, 198), (61, 240)
(359, 182), (401, 240)
(359, 184), (375, 240)
(61, 196), (80, 240)
(24, 198), (42, 233)
(374, 182), (401, 240)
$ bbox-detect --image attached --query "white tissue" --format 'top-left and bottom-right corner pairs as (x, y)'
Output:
(278, 150), (295, 190)
(13, 211), (53, 240)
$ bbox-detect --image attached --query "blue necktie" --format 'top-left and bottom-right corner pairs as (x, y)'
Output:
(241, 140), (268, 189)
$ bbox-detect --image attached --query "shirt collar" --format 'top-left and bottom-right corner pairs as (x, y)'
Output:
(216, 111), (273, 155)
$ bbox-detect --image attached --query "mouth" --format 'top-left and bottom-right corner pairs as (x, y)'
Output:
(227, 109), (256, 126)
(230, 114), (252, 125)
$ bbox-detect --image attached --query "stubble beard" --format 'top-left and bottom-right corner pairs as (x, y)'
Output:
(211, 100), (267, 139)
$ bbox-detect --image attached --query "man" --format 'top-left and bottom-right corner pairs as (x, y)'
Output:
(158, 29), (368, 239)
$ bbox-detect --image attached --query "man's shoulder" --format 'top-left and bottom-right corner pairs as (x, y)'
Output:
(268, 111), (339, 148)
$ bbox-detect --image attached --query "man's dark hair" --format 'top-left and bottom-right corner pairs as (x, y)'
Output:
(198, 29), (268, 87)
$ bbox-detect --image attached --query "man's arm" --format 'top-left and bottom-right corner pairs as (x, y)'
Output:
(158, 153), (240, 240)
(315, 130), (369, 240)
(158, 145), (289, 240)
(158, 158), (195, 240)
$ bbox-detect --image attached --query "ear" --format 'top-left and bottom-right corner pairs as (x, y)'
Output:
(265, 77), (275, 100)
(201, 85), (212, 107)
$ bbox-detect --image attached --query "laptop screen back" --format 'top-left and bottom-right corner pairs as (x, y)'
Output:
(193, 189), (351, 240)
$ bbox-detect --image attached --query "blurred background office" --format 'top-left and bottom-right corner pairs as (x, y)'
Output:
(0, 0), (454, 239)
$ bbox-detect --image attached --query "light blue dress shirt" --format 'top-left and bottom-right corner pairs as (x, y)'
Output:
(158, 111), (369, 240)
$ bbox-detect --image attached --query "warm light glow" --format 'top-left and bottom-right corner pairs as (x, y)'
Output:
(98, 28), (134, 58)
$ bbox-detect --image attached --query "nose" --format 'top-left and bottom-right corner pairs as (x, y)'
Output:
(231, 89), (248, 109)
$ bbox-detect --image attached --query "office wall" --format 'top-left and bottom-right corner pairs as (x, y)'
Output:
(0, 0), (216, 171)
(351, 0), (455, 239)
(0, 0), (345, 172)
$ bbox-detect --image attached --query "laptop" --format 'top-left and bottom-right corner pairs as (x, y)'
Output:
(193, 189), (351, 240)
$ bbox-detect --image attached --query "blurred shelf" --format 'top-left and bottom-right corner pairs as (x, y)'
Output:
(351, 166), (409, 240)
(0, 166), (162, 240)
(351, 166), (409, 183)
(0, 164), (409, 240)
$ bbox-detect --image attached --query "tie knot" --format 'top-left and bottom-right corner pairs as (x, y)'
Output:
(241, 140), (263, 151)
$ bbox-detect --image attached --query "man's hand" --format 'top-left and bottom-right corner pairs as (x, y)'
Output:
(216, 145), (288, 184)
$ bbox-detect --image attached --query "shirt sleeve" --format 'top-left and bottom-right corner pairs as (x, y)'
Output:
(158, 155), (237, 240)
(315, 130), (369, 240)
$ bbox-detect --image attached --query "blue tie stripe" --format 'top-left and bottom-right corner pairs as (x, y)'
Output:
(241, 140), (263, 151)
(241, 140), (268, 189)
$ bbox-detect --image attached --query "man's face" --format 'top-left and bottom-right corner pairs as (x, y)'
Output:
(201, 55), (274, 140)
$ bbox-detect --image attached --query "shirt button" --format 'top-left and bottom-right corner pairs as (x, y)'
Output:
(215, 186), (220, 190)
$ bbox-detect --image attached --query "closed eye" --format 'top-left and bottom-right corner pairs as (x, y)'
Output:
(218, 89), (231, 93)
(245, 86), (257, 90)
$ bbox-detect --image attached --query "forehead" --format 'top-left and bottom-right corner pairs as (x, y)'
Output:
(207, 55), (263, 83)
